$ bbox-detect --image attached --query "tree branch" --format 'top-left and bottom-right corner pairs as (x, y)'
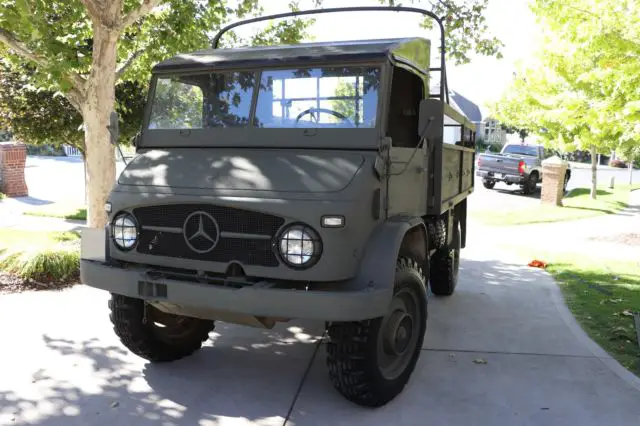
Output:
(64, 88), (86, 114)
(0, 27), (86, 92)
(120, 0), (163, 30)
(79, 0), (101, 20)
(115, 49), (144, 79)
(0, 28), (50, 70)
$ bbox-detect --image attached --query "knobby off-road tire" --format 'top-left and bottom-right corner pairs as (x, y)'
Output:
(109, 294), (215, 363)
(429, 218), (461, 296)
(326, 257), (428, 407)
(482, 179), (495, 189)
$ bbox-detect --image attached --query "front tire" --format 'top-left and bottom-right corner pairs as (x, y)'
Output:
(109, 294), (215, 363)
(326, 258), (427, 407)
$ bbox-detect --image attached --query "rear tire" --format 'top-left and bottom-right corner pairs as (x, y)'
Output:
(482, 179), (495, 189)
(429, 218), (461, 296)
(326, 257), (427, 407)
(521, 172), (538, 195)
(109, 294), (215, 363)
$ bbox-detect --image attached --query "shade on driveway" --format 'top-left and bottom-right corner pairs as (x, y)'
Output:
(0, 246), (639, 425)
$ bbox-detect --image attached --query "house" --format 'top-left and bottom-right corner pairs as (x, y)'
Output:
(480, 116), (507, 145)
(438, 88), (507, 146)
(449, 90), (483, 134)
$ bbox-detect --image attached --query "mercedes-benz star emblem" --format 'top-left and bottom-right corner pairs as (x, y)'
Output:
(183, 211), (220, 254)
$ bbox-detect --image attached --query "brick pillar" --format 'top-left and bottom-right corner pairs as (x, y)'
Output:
(0, 142), (28, 197)
(540, 156), (568, 207)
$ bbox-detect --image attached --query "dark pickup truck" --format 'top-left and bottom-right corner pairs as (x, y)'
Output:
(476, 143), (571, 194)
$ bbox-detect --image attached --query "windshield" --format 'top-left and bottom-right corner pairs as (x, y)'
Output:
(502, 145), (538, 156)
(147, 66), (381, 130)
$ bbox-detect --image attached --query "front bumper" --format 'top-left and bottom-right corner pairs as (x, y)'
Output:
(80, 229), (390, 322)
(476, 170), (524, 184)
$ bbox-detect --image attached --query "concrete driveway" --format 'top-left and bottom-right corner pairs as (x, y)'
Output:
(1, 245), (639, 426)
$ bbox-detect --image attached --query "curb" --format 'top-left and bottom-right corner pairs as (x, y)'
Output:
(502, 249), (640, 394)
(548, 270), (640, 393)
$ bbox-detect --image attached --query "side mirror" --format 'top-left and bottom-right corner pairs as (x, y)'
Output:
(107, 111), (120, 145)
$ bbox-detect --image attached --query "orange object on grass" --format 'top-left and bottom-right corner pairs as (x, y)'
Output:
(528, 260), (547, 268)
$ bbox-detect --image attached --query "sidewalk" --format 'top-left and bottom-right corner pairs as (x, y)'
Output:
(0, 207), (86, 232)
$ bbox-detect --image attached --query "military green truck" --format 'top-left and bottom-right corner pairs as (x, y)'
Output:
(81, 6), (476, 407)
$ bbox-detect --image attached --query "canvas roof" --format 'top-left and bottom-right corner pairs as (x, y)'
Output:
(152, 37), (431, 73)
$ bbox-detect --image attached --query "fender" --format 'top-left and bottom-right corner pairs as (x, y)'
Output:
(353, 215), (427, 299)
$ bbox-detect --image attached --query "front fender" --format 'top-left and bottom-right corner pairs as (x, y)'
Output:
(352, 216), (426, 300)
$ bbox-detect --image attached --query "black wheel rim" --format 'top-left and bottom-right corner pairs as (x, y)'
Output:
(377, 287), (421, 380)
(145, 304), (203, 343)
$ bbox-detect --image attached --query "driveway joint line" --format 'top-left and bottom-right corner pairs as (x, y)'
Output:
(283, 332), (327, 426)
(422, 347), (611, 360)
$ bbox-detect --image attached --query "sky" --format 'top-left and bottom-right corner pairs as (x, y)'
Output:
(245, 0), (544, 120)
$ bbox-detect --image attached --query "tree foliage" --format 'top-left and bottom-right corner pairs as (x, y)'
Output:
(492, 0), (639, 154)
(0, 61), (146, 152)
(490, 0), (640, 198)
(384, 0), (503, 64)
(0, 0), (316, 111)
(0, 0), (500, 227)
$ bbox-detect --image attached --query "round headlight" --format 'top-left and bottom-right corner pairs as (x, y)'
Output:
(278, 223), (322, 268)
(111, 212), (138, 250)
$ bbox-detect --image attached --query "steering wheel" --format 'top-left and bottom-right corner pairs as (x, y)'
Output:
(207, 114), (238, 128)
(294, 107), (354, 127)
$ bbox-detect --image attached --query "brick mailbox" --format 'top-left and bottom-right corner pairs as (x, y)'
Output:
(0, 142), (28, 197)
(540, 155), (568, 207)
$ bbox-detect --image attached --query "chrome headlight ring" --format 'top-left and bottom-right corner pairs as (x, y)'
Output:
(110, 212), (139, 251)
(276, 223), (323, 269)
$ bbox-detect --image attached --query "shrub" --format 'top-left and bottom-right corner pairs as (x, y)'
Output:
(0, 240), (80, 283)
(0, 192), (6, 200)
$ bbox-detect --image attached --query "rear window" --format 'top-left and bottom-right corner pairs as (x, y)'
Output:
(503, 145), (538, 156)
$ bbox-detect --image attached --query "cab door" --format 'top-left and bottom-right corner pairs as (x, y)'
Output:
(384, 66), (429, 217)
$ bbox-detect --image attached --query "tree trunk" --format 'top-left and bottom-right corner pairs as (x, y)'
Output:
(630, 159), (634, 186)
(82, 23), (119, 228)
(590, 145), (597, 199)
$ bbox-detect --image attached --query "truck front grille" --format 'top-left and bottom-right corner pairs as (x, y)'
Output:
(132, 204), (284, 267)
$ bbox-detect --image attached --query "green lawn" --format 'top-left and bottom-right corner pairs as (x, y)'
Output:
(500, 243), (640, 377)
(0, 229), (80, 250)
(24, 204), (87, 221)
(472, 185), (639, 226)
(548, 256), (640, 376)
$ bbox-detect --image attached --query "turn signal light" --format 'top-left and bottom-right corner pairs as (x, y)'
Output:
(518, 160), (525, 175)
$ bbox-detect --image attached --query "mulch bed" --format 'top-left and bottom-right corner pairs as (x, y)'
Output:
(0, 271), (77, 295)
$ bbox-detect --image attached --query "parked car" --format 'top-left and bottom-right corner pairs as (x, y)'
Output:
(475, 142), (571, 194)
